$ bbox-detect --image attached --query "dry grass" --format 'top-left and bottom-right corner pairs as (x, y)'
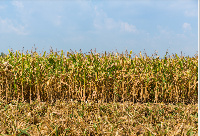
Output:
(0, 99), (198, 135)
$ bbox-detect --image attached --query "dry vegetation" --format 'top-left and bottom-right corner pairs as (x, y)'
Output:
(0, 100), (198, 135)
(0, 48), (198, 135)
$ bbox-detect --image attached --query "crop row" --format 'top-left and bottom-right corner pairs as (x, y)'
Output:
(0, 49), (198, 104)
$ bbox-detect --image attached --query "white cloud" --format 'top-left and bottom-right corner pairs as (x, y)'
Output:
(12, 1), (24, 9)
(169, 0), (197, 10)
(93, 6), (107, 30)
(53, 15), (62, 26)
(184, 10), (197, 17)
(182, 23), (191, 31)
(157, 25), (174, 38)
(93, 6), (137, 33)
(0, 5), (6, 10)
(0, 18), (28, 35)
(176, 34), (186, 38)
(157, 25), (171, 36)
(104, 18), (117, 30)
(120, 22), (137, 33)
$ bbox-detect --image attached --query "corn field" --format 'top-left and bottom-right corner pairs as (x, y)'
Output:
(0, 49), (198, 104)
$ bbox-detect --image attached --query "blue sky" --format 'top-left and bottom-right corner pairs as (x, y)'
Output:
(0, 0), (198, 58)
